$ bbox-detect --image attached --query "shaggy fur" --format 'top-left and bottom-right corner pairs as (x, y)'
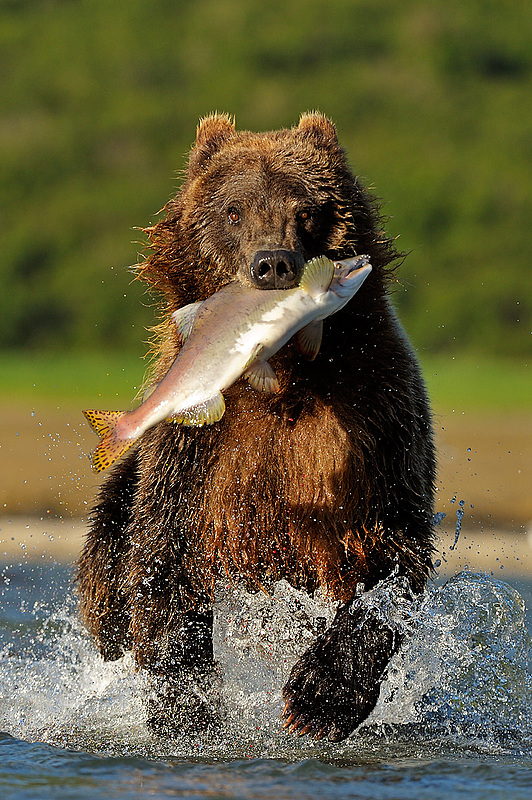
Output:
(77, 113), (436, 741)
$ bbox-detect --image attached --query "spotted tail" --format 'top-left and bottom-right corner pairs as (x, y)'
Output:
(82, 409), (133, 474)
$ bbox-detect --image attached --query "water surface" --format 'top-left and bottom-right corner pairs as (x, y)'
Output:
(1, 559), (531, 799)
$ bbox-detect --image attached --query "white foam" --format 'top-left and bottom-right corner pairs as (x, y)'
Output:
(1, 571), (530, 758)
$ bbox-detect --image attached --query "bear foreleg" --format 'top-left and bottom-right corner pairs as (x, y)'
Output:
(282, 593), (403, 742)
(143, 605), (223, 737)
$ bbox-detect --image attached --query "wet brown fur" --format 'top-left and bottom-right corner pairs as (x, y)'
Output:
(77, 113), (436, 739)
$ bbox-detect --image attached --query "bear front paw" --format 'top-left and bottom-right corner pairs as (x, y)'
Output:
(281, 603), (400, 742)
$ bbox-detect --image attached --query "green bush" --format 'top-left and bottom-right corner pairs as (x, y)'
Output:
(1, 0), (531, 356)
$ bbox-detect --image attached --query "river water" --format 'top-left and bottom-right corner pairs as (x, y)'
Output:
(1, 558), (531, 800)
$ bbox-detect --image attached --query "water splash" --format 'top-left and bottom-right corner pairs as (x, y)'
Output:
(374, 572), (532, 748)
(449, 495), (466, 551)
(211, 580), (337, 744)
(0, 602), (148, 752)
(0, 570), (530, 759)
(348, 569), (418, 636)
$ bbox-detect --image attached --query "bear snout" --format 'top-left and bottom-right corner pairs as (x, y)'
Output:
(250, 249), (304, 290)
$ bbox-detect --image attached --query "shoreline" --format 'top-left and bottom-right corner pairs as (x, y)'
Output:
(1, 516), (531, 579)
(0, 516), (85, 563)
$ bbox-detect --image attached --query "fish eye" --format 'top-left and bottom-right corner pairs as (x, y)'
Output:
(227, 207), (241, 225)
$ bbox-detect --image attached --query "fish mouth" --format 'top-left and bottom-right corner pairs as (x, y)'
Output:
(333, 254), (371, 274)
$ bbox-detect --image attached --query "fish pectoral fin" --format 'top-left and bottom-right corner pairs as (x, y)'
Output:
(82, 409), (132, 473)
(242, 342), (264, 371)
(296, 320), (323, 361)
(299, 255), (335, 298)
(171, 392), (226, 427)
(171, 301), (203, 344)
(245, 360), (280, 393)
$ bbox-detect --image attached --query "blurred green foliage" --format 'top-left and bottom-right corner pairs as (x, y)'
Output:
(1, 0), (531, 356)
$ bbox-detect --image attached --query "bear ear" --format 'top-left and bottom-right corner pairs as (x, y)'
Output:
(189, 112), (236, 171)
(297, 112), (339, 149)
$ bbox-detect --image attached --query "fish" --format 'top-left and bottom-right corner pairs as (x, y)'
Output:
(83, 254), (371, 473)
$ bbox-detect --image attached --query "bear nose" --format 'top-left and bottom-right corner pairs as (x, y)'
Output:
(250, 250), (304, 289)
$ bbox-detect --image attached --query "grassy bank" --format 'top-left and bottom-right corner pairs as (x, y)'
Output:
(0, 350), (148, 406)
(1, 350), (530, 413)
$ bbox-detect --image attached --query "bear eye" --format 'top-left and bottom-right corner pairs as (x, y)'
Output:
(297, 208), (313, 224)
(227, 207), (241, 225)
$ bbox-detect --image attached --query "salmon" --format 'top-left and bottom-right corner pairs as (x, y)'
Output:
(83, 254), (371, 472)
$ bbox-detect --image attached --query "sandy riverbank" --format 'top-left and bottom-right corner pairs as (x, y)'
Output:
(1, 516), (531, 579)
(2, 404), (531, 532)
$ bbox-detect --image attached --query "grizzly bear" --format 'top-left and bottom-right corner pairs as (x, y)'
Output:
(77, 112), (435, 742)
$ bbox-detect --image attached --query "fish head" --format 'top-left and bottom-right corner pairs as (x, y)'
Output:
(331, 255), (372, 299)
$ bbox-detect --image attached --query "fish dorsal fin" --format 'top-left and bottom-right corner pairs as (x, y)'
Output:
(170, 391), (226, 427)
(299, 255), (335, 298)
(171, 301), (202, 344)
(296, 320), (323, 361)
(245, 360), (280, 393)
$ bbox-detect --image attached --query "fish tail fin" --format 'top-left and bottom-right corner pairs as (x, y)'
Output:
(82, 409), (132, 473)
(83, 409), (122, 439)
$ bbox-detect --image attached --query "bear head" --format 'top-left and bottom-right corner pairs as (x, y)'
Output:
(140, 113), (397, 308)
